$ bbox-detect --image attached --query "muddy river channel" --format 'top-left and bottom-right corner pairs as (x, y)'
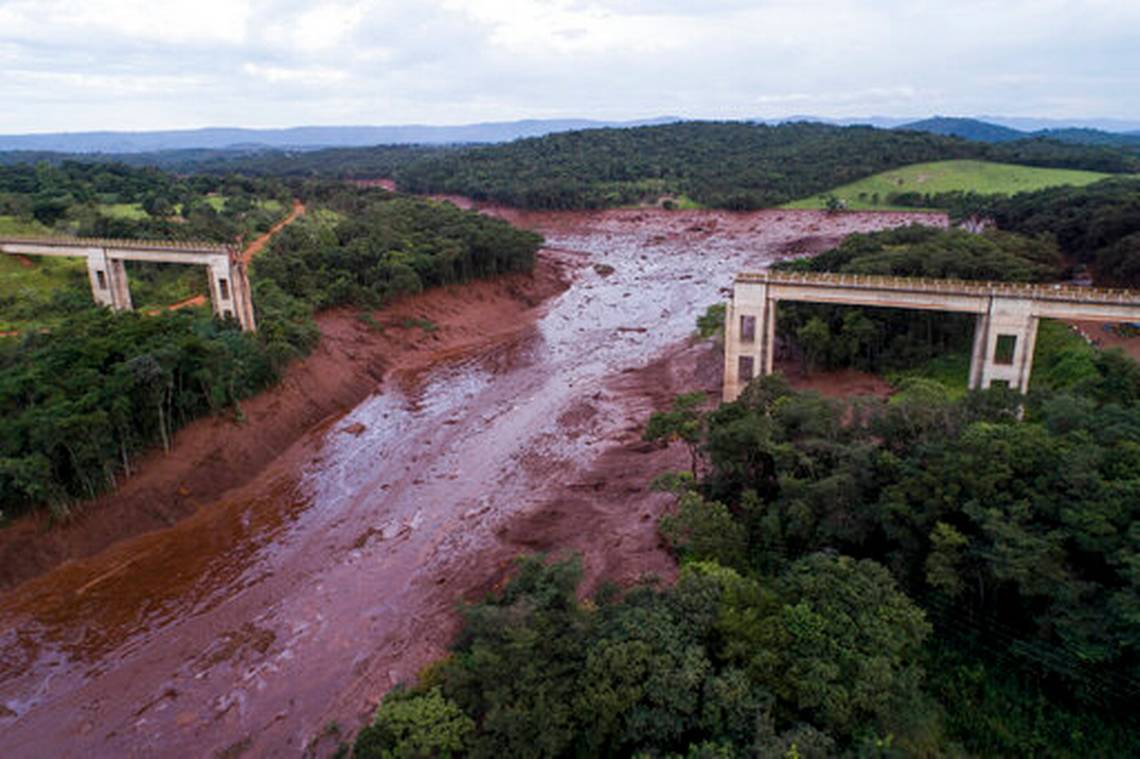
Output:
(0, 207), (945, 757)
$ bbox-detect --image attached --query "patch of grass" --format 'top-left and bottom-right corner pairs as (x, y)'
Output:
(661, 194), (705, 210)
(307, 208), (344, 227)
(99, 203), (149, 220)
(401, 316), (438, 332)
(782, 160), (1112, 211)
(888, 350), (972, 397)
(884, 319), (1102, 396)
(126, 263), (207, 311)
(0, 254), (89, 330)
(1030, 318), (1101, 391)
(356, 312), (385, 332)
(0, 216), (51, 235)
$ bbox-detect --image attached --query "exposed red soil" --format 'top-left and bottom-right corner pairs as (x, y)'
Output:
(497, 338), (723, 593)
(0, 258), (570, 590)
(780, 360), (895, 399)
(348, 178), (397, 192)
(1069, 319), (1140, 363)
(142, 293), (207, 316)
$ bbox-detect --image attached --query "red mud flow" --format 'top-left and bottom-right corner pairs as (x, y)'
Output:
(0, 207), (945, 758)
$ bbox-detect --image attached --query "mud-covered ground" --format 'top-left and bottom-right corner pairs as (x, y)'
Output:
(0, 208), (945, 757)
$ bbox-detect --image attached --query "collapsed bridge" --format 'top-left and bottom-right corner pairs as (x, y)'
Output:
(724, 271), (1140, 401)
(0, 236), (256, 332)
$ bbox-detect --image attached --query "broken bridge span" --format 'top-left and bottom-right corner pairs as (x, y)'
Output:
(0, 236), (256, 332)
(724, 270), (1140, 401)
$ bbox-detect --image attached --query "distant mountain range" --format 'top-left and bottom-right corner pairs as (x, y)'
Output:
(895, 117), (1140, 148)
(0, 118), (681, 154)
(1, 114), (1138, 154)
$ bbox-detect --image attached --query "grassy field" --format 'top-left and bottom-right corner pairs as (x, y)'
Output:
(783, 160), (1112, 211)
(99, 203), (150, 220)
(0, 254), (88, 331)
(0, 215), (50, 235)
(887, 319), (1098, 395)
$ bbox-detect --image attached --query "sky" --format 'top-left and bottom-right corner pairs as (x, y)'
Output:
(0, 0), (1138, 133)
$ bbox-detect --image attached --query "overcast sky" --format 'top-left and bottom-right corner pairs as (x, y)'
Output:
(1, 0), (1137, 133)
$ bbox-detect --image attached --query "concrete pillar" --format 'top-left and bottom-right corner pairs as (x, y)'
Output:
(763, 298), (777, 375)
(969, 296), (1038, 393)
(723, 280), (771, 402)
(85, 249), (131, 310)
(230, 260), (257, 333)
(968, 311), (990, 389)
(207, 256), (256, 332)
(207, 260), (238, 324)
(108, 257), (132, 311)
(85, 248), (115, 308)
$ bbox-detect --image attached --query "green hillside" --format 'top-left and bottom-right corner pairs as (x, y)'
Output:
(784, 159), (1112, 210)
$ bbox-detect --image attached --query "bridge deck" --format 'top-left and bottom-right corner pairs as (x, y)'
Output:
(739, 270), (1140, 307)
(0, 236), (234, 257)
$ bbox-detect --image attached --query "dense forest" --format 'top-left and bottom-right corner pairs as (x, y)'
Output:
(390, 122), (1140, 210)
(953, 179), (1140, 288)
(0, 168), (542, 518)
(256, 182), (541, 310)
(0, 145), (446, 179)
(0, 160), (292, 243)
(354, 367), (1140, 757)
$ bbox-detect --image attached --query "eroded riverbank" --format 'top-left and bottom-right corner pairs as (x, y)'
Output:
(0, 207), (946, 757)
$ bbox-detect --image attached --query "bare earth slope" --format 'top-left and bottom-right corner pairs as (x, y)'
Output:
(0, 208), (944, 758)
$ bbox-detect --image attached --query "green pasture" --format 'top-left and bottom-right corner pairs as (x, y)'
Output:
(784, 160), (1113, 211)
(0, 215), (50, 236)
(0, 254), (88, 331)
(887, 319), (1099, 395)
(98, 203), (149, 220)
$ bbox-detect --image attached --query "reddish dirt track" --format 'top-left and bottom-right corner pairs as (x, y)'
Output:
(0, 206), (946, 758)
(242, 200), (305, 266)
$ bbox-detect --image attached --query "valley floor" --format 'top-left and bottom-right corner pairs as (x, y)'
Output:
(0, 207), (944, 757)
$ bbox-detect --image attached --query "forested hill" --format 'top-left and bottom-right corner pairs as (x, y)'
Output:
(898, 117), (1027, 143)
(5, 122), (1138, 211)
(391, 121), (1140, 210)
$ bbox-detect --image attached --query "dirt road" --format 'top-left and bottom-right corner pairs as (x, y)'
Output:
(0, 208), (945, 757)
(242, 200), (305, 266)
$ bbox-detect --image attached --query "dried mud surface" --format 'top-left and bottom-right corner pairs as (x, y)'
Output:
(0, 207), (945, 758)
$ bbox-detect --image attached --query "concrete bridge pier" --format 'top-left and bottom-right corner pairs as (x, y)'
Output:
(969, 297), (1038, 392)
(722, 282), (776, 401)
(84, 248), (132, 311)
(206, 259), (256, 330)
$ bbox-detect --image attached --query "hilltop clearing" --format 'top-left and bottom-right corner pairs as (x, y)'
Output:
(783, 159), (1111, 210)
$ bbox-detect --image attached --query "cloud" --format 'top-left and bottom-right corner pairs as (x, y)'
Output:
(0, 0), (1136, 131)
